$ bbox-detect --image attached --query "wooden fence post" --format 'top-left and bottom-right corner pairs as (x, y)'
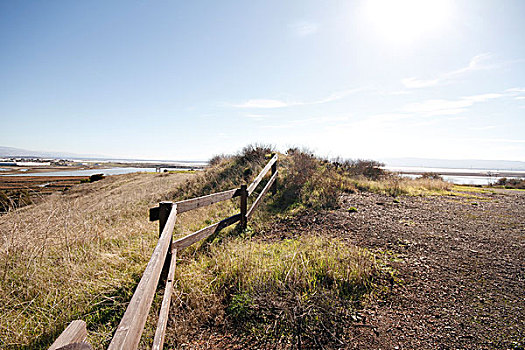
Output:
(271, 154), (277, 195)
(159, 202), (173, 236)
(159, 201), (173, 278)
(240, 185), (247, 230)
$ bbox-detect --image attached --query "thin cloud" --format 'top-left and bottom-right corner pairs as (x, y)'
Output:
(402, 78), (440, 89)
(230, 87), (367, 109)
(262, 115), (350, 129)
(244, 114), (268, 120)
(403, 99), (472, 116)
(233, 99), (291, 108)
(469, 125), (498, 131)
(402, 53), (496, 89)
(289, 21), (319, 36)
(506, 87), (525, 93)
(505, 88), (525, 100)
(403, 91), (505, 116)
(468, 138), (525, 144)
(463, 93), (503, 102)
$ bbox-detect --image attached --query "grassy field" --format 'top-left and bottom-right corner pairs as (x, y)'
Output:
(1, 146), (466, 349)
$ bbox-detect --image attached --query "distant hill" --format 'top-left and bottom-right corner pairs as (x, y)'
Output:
(0, 146), (107, 159)
(381, 157), (525, 170)
(0, 146), (206, 164)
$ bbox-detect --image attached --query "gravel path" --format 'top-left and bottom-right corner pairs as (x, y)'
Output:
(271, 188), (525, 349)
(179, 188), (525, 349)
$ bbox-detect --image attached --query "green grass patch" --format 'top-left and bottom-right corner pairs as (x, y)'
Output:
(168, 235), (381, 347)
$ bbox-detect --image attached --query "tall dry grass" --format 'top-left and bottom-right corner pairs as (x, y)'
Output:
(351, 175), (452, 197)
(0, 172), (194, 348)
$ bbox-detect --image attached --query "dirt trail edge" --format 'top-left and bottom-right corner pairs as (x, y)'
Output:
(278, 189), (524, 349)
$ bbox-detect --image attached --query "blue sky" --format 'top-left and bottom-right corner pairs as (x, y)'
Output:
(1, 0), (524, 161)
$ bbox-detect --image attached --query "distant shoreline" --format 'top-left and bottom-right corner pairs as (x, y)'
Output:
(384, 166), (525, 178)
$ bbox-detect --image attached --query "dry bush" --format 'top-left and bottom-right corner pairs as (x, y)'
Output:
(169, 144), (274, 201)
(332, 158), (385, 180)
(0, 172), (193, 348)
(165, 235), (379, 348)
(270, 149), (358, 211)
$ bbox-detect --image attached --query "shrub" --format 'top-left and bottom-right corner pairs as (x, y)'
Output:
(495, 177), (525, 189)
(300, 166), (344, 209)
(170, 144), (274, 200)
(419, 172), (444, 181)
(269, 149), (359, 211)
(89, 173), (105, 182)
(333, 159), (385, 180)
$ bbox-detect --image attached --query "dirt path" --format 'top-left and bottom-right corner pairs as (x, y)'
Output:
(178, 188), (524, 349)
(263, 188), (524, 349)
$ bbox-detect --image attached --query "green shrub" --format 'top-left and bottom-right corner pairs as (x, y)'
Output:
(495, 177), (525, 189)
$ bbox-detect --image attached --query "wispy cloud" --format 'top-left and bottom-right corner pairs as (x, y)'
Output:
(505, 87), (525, 100)
(262, 115), (350, 129)
(233, 99), (291, 108)
(506, 87), (525, 93)
(469, 125), (498, 131)
(403, 92), (506, 116)
(403, 99), (472, 116)
(468, 138), (525, 144)
(230, 87), (367, 109)
(402, 53), (496, 89)
(289, 21), (319, 36)
(244, 113), (268, 120)
(463, 93), (503, 102)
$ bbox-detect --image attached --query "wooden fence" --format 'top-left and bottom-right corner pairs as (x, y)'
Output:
(49, 154), (278, 350)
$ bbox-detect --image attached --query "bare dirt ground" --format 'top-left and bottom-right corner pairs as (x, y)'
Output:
(182, 188), (524, 349)
(267, 188), (524, 349)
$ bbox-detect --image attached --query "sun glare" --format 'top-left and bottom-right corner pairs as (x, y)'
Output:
(362, 0), (454, 45)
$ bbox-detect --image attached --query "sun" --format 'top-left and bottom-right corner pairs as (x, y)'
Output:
(362, 0), (454, 45)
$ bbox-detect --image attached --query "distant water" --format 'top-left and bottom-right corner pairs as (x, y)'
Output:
(387, 166), (524, 185)
(71, 158), (208, 167)
(0, 167), (193, 177)
(399, 173), (513, 185)
(384, 166), (525, 175)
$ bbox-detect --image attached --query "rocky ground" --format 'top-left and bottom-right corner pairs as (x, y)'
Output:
(180, 187), (525, 349)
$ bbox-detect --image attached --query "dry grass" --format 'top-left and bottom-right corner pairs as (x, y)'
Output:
(0, 172), (194, 349)
(352, 175), (453, 197)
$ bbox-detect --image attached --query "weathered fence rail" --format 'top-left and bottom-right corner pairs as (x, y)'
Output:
(51, 154), (278, 350)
